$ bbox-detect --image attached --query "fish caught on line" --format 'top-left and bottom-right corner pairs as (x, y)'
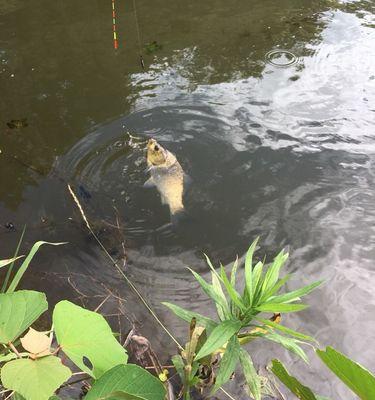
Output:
(145, 138), (189, 223)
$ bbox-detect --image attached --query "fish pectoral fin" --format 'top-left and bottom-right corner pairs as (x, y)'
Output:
(143, 177), (155, 188)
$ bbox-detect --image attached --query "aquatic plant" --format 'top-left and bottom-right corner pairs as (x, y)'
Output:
(0, 243), (166, 400)
(163, 238), (323, 399)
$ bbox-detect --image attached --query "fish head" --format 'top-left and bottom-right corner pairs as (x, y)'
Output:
(147, 139), (167, 166)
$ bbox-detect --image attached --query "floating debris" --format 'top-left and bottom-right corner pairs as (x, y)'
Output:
(6, 118), (28, 129)
(144, 41), (162, 54)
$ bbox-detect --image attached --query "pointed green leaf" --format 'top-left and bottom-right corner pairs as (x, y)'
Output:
(256, 318), (317, 343)
(195, 320), (241, 360)
(239, 348), (261, 400)
(261, 251), (288, 298)
(53, 301), (127, 378)
(244, 239), (259, 306)
(188, 268), (230, 318)
(264, 274), (292, 299)
(271, 359), (318, 400)
(84, 364), (166, 400)
(316, 346), (375, 400)
(269, 281), (323, 304)
(7, 241), (66, 293)
(211, 272), (229, 320)
(220, 265), (245, 312)
(256, 303), (308, 313)
(265, 333), (308, 363)
(1, 356), (71, 400)
(162, 302), (217, 332)
(211, 335), (240, 393)
(0, 290), (48, 343)
(230, 256), (239, 287)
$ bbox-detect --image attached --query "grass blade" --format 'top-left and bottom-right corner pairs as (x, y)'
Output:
(7, 241), (66, 293)
(239, 348), (261, 400)
(2, 226), (26, 293)
(0, 256), (24, 269)
(220, 264), (246, 312)
(230, 256), (239, 287)
(211, 272), (229, 321)
(261, 251), (288, 299)
(162, 302), (217, 332)
(195, 320), (241, 360)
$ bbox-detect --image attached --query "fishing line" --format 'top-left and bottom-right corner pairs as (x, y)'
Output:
(132, 0), (145, 70)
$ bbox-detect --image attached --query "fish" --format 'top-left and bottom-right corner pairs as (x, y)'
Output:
(145, 138), (188, 221)
(6, 118), (28, 129)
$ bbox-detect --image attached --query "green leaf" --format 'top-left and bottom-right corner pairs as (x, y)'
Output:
(244, 238), (259, 306)
(0, 290), (48, 343)
(188, 268), (230, 319)
(230, 256), (239, 287)
(195, 320), (241, 360)
(252, 261), (264, 304)
(1, 355), (71, 400)
(256, 318), (317, 343)
(162, 302), (217, 332)
(239, 348), (261, 400)
(171, 354), (184, 380)
(264, 274), (292, 299)
(265, 333), (308, 363)
(271, 359), (318, 400)
(316, 346), (375, 400)
(256, 303), (308, 313)
(269, 281), (323, 304)
(84, 364), (166, 400)
(7, 241), (66, 293)
(53, 300), (127, 378)
(211, 335), (240, 393)
(0, 352), (29, 363)
(211, 272), (229, 320)
(261, 251), (288, 298)
(220, 264), (245, 312)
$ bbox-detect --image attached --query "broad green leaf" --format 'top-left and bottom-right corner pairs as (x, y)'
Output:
(256, 318), (317, 343)
(7, 241), (66, 293)
(84, 364), (166, 400)
(239, 348), (261, 400)
(53, 300), (127, 378)
(195, 320), (241, 360)
(220, 264), (246, 312)
(244, 238), (259, 306)
(0, 352), (29, 363)
(99, 392), (145, 400)
(0, 290), (48, 343)
(271, 359), (318, 400)
(265, 333), (308, 363)
(188, 268), (230, 319)
(211, 335), (240, 393)
(317, 346), (375, 400)
(162, 302), (217, 332)
(269, 281), (323, 304)
(256, 303), (308, 313)
(1, 355), (71, 400)
(0, 256), (24, 269)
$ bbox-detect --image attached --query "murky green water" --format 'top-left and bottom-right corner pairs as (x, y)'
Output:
(1, 0), (375, 397)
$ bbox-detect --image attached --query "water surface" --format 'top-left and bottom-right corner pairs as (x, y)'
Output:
(1, 0), (375, 398)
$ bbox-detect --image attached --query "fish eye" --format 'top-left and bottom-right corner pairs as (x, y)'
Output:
(154, 145), (159, 151)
